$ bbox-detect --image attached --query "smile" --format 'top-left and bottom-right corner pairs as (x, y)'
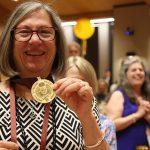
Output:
(25, 51), (45, 56)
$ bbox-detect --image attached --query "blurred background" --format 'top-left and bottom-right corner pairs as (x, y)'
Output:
(0, 0), (150, 84)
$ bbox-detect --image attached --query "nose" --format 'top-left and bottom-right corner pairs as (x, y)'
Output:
(29, 32), (41, 42)
(136, 69), (143, 75)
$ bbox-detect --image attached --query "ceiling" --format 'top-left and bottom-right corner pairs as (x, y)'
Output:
(0, 0), (150, 21)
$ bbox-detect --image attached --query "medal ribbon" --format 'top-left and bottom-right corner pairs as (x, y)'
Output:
(10, 86), (17, 143)
(10, 86), (50, 149)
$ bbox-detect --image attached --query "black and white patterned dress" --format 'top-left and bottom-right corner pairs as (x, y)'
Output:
(0, 90), (100, 150)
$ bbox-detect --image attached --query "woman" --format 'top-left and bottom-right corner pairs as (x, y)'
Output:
(0, 1), (110, 150)
(64, 56), (117, 150)
(64, 56), (98, 93)
(95, 78), (108, 102)
(107, 56), (150, 150)
(68, 41), (82, 57)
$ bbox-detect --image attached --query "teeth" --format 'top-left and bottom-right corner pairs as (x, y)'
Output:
(25, 52), (44, 56)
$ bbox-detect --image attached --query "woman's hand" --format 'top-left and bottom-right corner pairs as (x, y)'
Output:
(140, 100), (150, 123)
(53, 77), (93, 119)
(136, 100), (150, 123)
(0, 141), (18, 150)
(136, 104), (147, 118)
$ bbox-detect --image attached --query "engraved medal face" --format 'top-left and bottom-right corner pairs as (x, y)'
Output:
(31, 77), (55, 103)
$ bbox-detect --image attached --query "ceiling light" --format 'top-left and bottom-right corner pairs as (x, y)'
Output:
(90, 18), (115, 24)
(61, 18), (114, 27)
(61, 21), (77, 27)
(11, 0), (19, 2)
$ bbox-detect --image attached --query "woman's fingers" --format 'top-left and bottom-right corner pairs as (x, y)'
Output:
(0, 141), (19, 150)
(53, 77), (90, 96)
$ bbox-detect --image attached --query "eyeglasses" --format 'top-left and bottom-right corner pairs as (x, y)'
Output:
(12, 27), (57, 42)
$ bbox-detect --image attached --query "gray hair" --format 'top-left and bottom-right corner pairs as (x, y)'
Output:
(118, 56), (150, 102)
(0, 0), (66, 77)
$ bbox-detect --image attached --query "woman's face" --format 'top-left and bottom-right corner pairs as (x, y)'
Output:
(65, 65), (85, 81)
(68, 45), (81, 57)
(126, 62), (145, 88)
(13, 9), (56, 78)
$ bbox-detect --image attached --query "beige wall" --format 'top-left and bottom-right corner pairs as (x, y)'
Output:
(113, 4), (150, 82)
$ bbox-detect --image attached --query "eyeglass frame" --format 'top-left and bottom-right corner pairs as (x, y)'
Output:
(11, 27), (57, 42)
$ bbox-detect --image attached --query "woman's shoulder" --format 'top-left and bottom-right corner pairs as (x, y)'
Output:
(0, 80), (10, 93)
(111, 90), (123, 98)
(107, 90), (124, 105)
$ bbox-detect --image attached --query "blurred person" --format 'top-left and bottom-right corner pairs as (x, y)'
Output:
(103, 69), (112, 90)
(65, 56), (117, 150)
(106, 56), (150, 150)
(0, 1), (110, 150)
(95, 78), (108, 102)
(109, 80), (118, 93)
(95, 79), (108, 117)
(68, 41), (82, 56)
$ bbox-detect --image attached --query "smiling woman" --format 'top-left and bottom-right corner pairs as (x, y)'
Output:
(12, 9), (57, 77)
(0, 1), (110, 150)
(106, 55), (150, 150)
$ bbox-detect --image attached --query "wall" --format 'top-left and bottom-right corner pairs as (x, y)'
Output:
(113, 4), (150, 82)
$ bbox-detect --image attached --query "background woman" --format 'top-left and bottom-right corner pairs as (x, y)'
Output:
(107, 56), (150, 150)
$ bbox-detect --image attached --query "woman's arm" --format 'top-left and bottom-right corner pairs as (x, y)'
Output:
(106, 91), (146, 131)
(53, 77), (110, 150)
(80, 112), (110, 150)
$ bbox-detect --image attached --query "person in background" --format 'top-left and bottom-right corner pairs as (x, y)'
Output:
(106, 56), (150, 150)
(0, 1), (110, 150)
(64, 56), (117, 150)
(68, 41), (82, 57)
(109, 80), (118, 93)
(95, 78), (108, 102)
(95, 78), (109, 117)
(103, 69), (112, 91)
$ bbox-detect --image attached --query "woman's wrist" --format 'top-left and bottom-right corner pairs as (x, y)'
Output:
(83, 132), (105, 149)
(132, 115), (137, 124)
(80, 112), (102, 146)
(131, 113), (139, 124)
(78, 111), (94, 122)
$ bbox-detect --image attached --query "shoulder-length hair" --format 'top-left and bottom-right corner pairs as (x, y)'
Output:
(65, 56), (98, 94)
(118, 56), (150, 102)
(0, 0), (66, 77)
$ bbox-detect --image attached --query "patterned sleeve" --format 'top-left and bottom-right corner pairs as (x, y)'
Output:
(92, 97), (101, 127)
(99, 114), (117, 150)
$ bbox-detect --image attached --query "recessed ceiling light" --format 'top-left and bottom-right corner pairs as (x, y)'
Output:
(11, 0), (19, 2)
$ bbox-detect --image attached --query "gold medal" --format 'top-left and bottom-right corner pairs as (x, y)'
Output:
(31, 77), (55, 103)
